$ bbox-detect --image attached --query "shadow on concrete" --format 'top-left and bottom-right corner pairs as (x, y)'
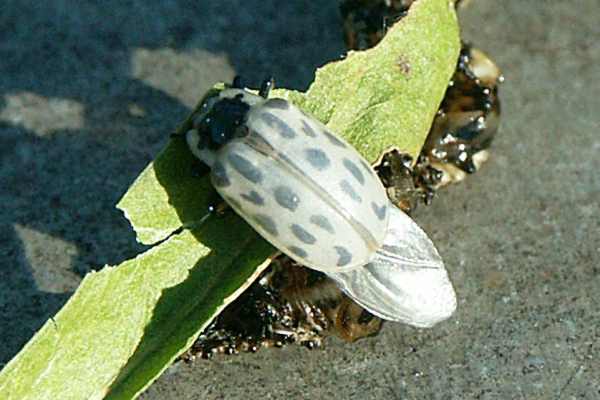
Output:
(0, 0), (344, 364)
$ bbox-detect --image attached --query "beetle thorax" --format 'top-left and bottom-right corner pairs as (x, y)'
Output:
(186, 89), (266, 167)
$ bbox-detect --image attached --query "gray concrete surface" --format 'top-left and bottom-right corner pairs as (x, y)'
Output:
(1, 1), (598, 399)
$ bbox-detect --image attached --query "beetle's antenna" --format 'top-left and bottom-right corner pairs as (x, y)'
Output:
(232, 76), (244, 89)
(259, 77), (275, 98)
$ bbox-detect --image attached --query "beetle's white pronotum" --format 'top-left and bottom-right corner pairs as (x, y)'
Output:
(185, 79), (456, 328)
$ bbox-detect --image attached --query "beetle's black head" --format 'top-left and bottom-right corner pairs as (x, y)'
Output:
(190, 77), (275, 151)
(194, 91), (255, 150)
(185, 78), (273, 166)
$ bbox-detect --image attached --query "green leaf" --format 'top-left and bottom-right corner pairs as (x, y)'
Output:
(0, 215), (273, 400)
(274, 0), (459, 163)
(0, 1), (459, 399)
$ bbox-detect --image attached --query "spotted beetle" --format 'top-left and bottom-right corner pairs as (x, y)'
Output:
(184, 78), (456, 327)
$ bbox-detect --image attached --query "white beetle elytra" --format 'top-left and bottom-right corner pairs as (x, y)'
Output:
(185, 78), (456, 327)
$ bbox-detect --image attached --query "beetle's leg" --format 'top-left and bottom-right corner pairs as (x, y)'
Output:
(259, 77), (275, 98)
(180, 189), (228, 231)
(208, 190), (231, 216)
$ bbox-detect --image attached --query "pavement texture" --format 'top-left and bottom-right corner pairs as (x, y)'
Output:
(1, 1), (598, 399)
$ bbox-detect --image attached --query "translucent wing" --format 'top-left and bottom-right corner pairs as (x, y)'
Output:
(325, 203), (457, 328)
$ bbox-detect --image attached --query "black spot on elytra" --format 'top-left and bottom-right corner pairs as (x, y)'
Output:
(340, 180), (361, 203)
(343, 158), (365, 185)
(241, 190), (265, 206)
(289, 246), (308, 258)
(371, 201), (387, 220)
(301, 120), (317, 137)
(253, 213), (278, 236)
(274, 185), (300, 211)
(264, 98), (290, 110)
(228, 153), (262, 183)
(211, 161), (230, 187)
(291, 224), (317, 245)
(309, 214), (335, 234)
(321, 128), (346, 148)
(261, 112), (296, 139)
(334, 246), (352, 267)
(305, 148), (330, 171)
(359, 159), (375, 176)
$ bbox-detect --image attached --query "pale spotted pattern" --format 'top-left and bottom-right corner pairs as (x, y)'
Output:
(343, 158), (365, 185)
(274, 185), (300, 211)
(241, 190), (265, 206)
(309, 214), (335, 234)
(187, 88), (456, 327)
(340, 179), (362, 203)
(371, 201), (387, 221)
(208, 91), (389, 272)
(211, 161), (230, 188)
(304, 148), (331, 170)
(290, 224), (317, 244)
(264, 98), (289, 110)
(334, 246), (353, 267)
(228, 153), (262, 184)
